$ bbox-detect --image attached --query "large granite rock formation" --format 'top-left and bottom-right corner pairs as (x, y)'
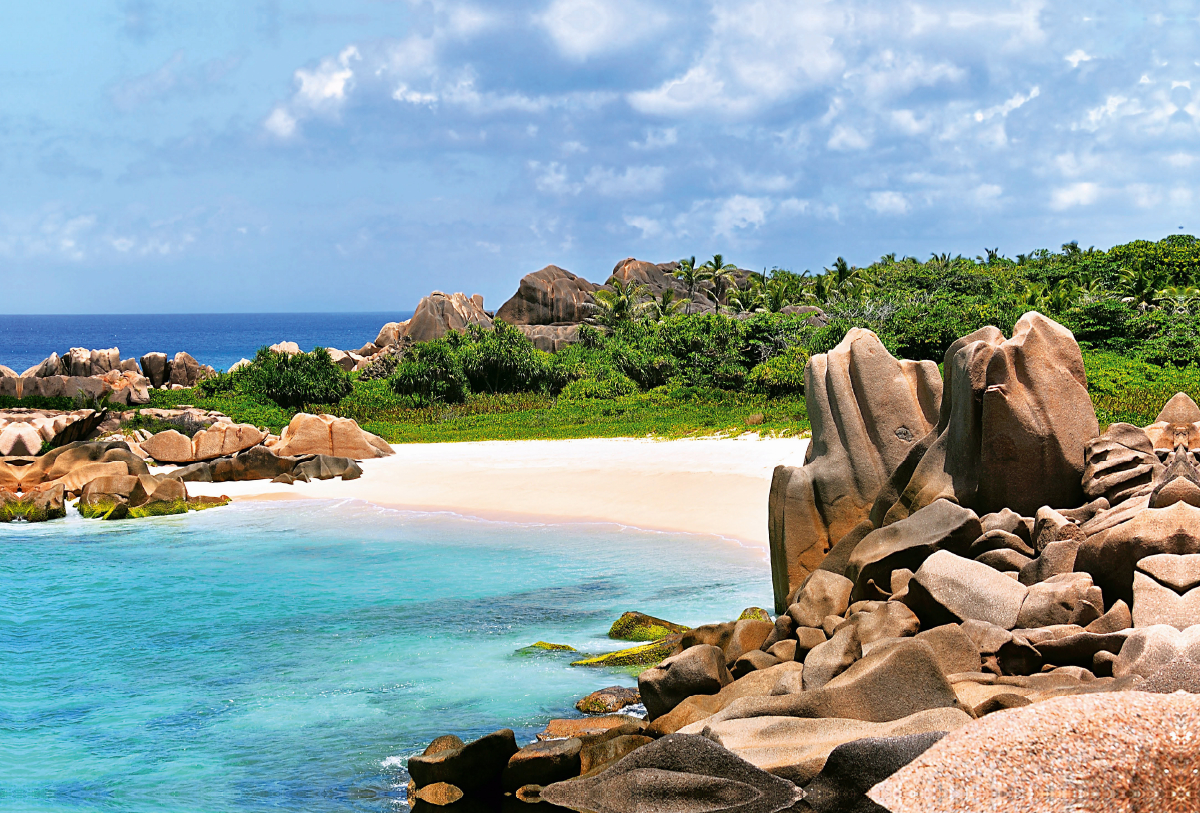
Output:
(374, 292), (492, 348)
(495, 265), (599, 325)
(767, 328), (942, 608)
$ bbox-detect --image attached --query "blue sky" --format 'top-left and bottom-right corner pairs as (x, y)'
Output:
(2, 1), (1198, 313)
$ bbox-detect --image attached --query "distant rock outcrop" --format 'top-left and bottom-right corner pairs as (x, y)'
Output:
(495, 265), (599, 325)
(374, 292), (493, 348)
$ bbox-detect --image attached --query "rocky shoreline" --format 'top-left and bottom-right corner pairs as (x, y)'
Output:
(401, 313), (1200, 813)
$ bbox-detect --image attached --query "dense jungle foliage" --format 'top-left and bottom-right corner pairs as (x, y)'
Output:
(129, 235), (1200, 440)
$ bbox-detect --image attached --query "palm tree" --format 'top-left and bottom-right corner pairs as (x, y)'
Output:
(591, 279), (651, 327)
(673, 256), (708, 315)
(700, 254), (738, 311)
(1119, 263), (1170, 311)
(644, 289), (684, 321)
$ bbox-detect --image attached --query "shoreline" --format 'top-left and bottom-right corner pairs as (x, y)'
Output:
(181, 435), (810, 551)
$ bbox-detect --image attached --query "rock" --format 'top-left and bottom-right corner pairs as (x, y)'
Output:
(168, 352), (206, 388)
(272, 413), (393, 460)
(407, 729), (518, 793)
(607, 611), (688, 641)
(269, 341), (301, 355)
(140, 430), (194, 463)
(570, 636), (682, 668)
(974, 313), (1098, 515)
(638, 645), (733, 720)
(410, 782), (462, 805)
(766, 640), (797, 662)
(404, 291), (494, 343)
(846, 500), (982, 603)
(0, 423), (43, 456)
(0, 483), (67, 522)
(1016, 572), (1096, 628)
(1033, 630), (1128, 670)
(731, 650), (781, 679)
(1083, 423), (1164, 504)
(166, 445), (299, 483)
(968, 528), (1035, 558)
(1112, 624), (1200, 680)
(903, 550), (1029, 630)
(292, 455), (363, 482)
(803, 626), (862, 691)
(1031, 507), (1084, 553)
(578, 733), (654, 776)
(513, 324), (582, 353)
(503, 738), (582, 791)
(768, 328), (942, 610)
(191, 423), (267, 462)
(1140, 655), (1200, 693)
(914, 624), (982, 676)
(758, 614), (795, 651)
(647, 662), (805, 736)
(575, 686), (641, 715)
(1139, 552), (1200, 592)
(494, 265), (599, 325)
(541, 734), (802, 813)
(979, 508), (1033, 544)
(694, 708), (968, 787)
(787, 571), (853, 628)
(703, 639), (966, 726)
(679, 622), (735, 653)
(801, 732), (947, 813)
(1076, 501), (1200, 607)
(724, 619), (774, 665)
(870, 691), (1200, 813)
(1018, 538), (1080, 585)
(537, 716), (645, 742)
(138, 353), (167, 388)
(794, 626), (828, 659)
(975, 548), (1032, 572)
(1132, 573), (1200, 629)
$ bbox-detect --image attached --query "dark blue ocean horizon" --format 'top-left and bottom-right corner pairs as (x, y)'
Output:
(0, 312), (412, 375)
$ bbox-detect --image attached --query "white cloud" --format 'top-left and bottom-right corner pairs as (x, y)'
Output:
(1064, 49), (1093, 68)
(296, 46), (360, 110)
(867, 191), (909, 215)
(537, 0), (670, 61)
(531, 161), (580, 194)
(264, 107), (297, 138)
(625, 214), (662, 238)
(1050, 182), (1101, 210)
(974, 86), (1040, 122)
(828, 124), (870, 150)
(629, 0), (846, 116)
(584, 165), (666, 196)
(972, 184), (1003, 205)
(714, 195), (770, 235)
(631, 128), (677, 149)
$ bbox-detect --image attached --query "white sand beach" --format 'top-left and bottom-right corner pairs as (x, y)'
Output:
(184, 436), (810, 550)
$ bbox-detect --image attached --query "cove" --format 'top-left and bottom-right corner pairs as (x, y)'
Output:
(0, 500), (770, 812)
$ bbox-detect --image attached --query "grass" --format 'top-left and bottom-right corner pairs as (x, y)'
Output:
(1082, 348), (1200, 428)
(145, 381), (811, 443)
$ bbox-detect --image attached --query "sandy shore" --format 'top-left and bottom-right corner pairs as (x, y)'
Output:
(182, 436), (810, 550)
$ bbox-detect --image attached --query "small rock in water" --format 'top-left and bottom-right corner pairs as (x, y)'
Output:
(575, 685), (640, 714)
(607, 611), (688, 641)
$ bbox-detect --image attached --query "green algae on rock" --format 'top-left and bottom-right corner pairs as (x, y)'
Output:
(607, 611), (689, 642)
(738, 607), (772, 622)
(571, 634), (683, 668)
(519, 641), (578, 653)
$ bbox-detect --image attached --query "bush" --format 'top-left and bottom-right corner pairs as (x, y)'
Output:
(357, 351), (401, 381)
(559, 369), (639, 401)
(1062, 298), (1134, 352)
(389, 340), (470, 405)
(457, 322), (564, 394)
(236, 347), (353, 409)
(748, 345), (810, 396)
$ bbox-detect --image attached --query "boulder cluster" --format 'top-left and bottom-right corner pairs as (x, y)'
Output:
(407, 312), (1200, 813)
(0, 347), (217, 406)
(0, 410), (391, 523)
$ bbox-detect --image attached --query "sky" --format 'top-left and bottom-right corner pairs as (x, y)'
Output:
(2, 1), (1199, 313)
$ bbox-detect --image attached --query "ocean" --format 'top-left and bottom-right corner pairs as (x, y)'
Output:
(0, 500), (771, 812)
(0, 313), (412, 376)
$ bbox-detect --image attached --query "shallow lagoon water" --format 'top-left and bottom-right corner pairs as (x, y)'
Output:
(0, 500), (771, 812)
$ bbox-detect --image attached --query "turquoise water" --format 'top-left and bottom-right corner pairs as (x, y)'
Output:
(1, 501), (771, 812)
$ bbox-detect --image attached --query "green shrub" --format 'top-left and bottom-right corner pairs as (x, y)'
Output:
(236, 347), (353, 409)
(748, 345), (810, 396)
(1061, 298), (1134, 351)
(389, 340), (470, 405)
(357, 351), (401, 381)
(457, 322), (564, 394)
(559, 369), (639, 401)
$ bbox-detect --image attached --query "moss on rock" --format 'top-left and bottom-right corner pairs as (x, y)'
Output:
(571, 634), (683, 668)
(524, 641), (577, 652)
(607, 611), (689, 642)
(737, 607), (772, 622)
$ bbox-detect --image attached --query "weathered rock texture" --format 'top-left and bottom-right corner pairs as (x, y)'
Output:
(494, 265), (599, 325)
(268, 413), (392, 459)
(768, 328), (942, 609)
(374, 291), (492, 347)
